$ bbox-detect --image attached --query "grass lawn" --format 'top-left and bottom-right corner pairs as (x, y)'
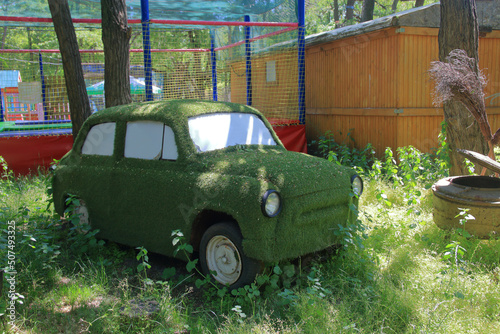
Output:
(1, 146), (500, 333)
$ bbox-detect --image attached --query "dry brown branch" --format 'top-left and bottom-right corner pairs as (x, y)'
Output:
(429, 49), (500, 151)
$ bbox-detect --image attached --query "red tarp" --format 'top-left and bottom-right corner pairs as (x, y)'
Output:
(272, 124), (307, 153)
(0, 135), (73, 175)
(1, 124), (307, 175)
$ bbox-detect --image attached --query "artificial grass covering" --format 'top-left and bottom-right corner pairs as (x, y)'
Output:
(53, 99), (359, 263)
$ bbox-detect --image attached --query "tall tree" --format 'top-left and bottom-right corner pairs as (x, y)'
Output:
(345, 0), (356, 21)
(48, 0), (91, 137)
(438, 0), (489, 175)
(392, 0), (399, 12)
(334, 0), (340, 23)
(188, 30), (209, 100)
(415, 0), (425, 7)
(361, 0), (375, 22)
(101, 0), (132, 108)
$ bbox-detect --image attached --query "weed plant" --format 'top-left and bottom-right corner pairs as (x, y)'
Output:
(1, 130), (500, 333)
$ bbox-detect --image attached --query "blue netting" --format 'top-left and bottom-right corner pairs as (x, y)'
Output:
(0, 0), (303, 125)
(1, 0), (298, 24)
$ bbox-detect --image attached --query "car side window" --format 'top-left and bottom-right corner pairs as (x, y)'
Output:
(81, 122), (116, 156)
(124, 121), (178, 161)
(162, 125), (178, 160)
(125, 121), (163, 159)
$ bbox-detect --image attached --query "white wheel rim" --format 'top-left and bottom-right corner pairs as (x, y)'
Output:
(74, 202), (90, 233)
(206, 235), (242, 285)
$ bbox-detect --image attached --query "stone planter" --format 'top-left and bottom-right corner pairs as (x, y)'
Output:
(432, 175), (500, 238)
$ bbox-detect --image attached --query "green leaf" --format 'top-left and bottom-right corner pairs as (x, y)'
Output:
(162, 267), (176, 280)
(256, 275), (268, 285)
(185, 244), (194, 254)
(186, 259), (198, 272)
(195, 279), (205, 288)
(283, 264), (296, 278)
(171, 230), (183, 237)
(273, 265), (283, 275)
(172, 237), (181, 246)
(217, 287), (228, 298)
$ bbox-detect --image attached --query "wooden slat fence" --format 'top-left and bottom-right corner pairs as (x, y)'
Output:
(305, 27), (500, 157)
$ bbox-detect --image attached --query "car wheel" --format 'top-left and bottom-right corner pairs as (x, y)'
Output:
(200, 222), (262, 289)
(70, 198), (91, 233)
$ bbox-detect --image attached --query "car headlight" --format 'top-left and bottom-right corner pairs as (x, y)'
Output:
(351, 175), (364, 196)
(261, 190), (282, 217)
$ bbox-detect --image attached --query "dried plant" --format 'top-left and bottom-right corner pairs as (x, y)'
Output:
(429, 49), (500, 163)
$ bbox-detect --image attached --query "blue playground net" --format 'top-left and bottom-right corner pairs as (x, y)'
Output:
(0, 0), (304, 133)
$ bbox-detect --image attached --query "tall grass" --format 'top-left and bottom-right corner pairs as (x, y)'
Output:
(1, 142), (500, 333)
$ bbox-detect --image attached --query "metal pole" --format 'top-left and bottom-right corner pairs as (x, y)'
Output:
(210, 30), (218, 101)
(0, 88), (4, 122)
(141, 0), (153, 101)
(39, 53), (48, 120)
(297, 0), (306, 125)
(297, 0), (306, 124)
(244, 15), (252, 106)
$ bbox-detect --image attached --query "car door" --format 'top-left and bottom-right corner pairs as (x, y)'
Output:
(75, 121), (116, 234)
(109, 120), (190, 255)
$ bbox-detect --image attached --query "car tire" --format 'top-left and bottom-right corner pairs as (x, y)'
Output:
(199, 222), (262, 289)
(70, 198), (91, 234)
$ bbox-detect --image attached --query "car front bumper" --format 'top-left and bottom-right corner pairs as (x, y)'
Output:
(242, 188), (357, 263)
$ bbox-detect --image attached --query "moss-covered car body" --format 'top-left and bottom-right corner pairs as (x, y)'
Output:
(53, 100), (360, 273)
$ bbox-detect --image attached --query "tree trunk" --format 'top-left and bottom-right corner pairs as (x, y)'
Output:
(101, 0), (132, 108)
(27, 27), (34, 78)
(392, 0), (399, 12)
(334, 0), (340, 22)
(345, 0), (356, 21)
(48, 0), (91, 137)
(438, 0), (489, 176)
(415, 0), (425, 7)
(361, 0), (375, 22)
(188, 30), (206, 100)
(1, 27), (8, 50)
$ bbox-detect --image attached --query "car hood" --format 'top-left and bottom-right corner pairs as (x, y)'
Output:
(194, 147), (354, 197)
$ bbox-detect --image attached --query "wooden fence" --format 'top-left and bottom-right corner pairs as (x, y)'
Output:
(305, 27), (500, 156)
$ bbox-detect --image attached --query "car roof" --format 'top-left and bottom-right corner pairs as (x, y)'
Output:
(86, 99), (265, 125)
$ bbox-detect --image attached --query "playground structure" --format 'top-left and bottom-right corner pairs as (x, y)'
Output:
(0, 0), (306, 174)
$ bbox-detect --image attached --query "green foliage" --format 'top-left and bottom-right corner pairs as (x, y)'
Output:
(309, 129), (376, 173)
(312, 124), (450, 222)
(135, 246), (151, 275)
(306, 0), (439, 34)
(0, 156), (13, 180)
(63, 195), (105, 255)
(161, 229), (337, 316)
(453, 208), (475, 238)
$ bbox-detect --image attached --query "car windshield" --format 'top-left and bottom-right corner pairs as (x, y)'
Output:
(188, 112), (277, 152)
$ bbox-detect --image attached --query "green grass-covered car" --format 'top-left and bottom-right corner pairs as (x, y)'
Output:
(52, 99), (363, 288)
